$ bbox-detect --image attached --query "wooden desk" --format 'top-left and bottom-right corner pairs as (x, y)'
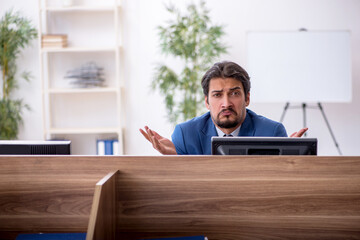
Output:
(0, 156), (360, 239)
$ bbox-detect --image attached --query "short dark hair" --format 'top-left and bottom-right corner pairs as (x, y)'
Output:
(201, 61), (251, 98)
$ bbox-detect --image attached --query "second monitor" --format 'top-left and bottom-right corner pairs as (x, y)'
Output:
(0, 140), (71, 155)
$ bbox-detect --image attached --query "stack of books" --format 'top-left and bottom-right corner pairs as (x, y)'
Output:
(42, 34), (68, 48)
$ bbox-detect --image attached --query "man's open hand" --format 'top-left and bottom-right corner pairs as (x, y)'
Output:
(290, 127), (308, 137)
(139, 126), (177, 155)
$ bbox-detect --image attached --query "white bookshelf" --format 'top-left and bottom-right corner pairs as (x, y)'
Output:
(41, 6), (118, 12)
(40, 47), (120, 53)
(38, 0), (124, 155)
(48, 87), (118, 94)
(48, 127), (120, 134)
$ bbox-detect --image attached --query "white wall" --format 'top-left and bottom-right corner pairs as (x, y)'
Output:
(2, 0), (360, 155)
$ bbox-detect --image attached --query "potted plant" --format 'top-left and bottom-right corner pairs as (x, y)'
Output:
(153, 1), (227, 124)
(0, 10), (37, 139)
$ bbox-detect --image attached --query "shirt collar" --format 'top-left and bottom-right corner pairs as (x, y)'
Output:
(215, 125), (241, 137)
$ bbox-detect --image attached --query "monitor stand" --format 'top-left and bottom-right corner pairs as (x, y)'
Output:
(280, 102), (342, 155)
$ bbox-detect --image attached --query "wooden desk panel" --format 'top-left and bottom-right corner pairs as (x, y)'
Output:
(112, 158), (360, 239)
(0, 156), (360, 240)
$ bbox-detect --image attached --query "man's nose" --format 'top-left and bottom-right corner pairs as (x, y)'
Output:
(221, 95), (232, 108)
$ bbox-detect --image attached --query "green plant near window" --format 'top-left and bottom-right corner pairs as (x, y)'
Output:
(0, 10), (37, 139)
(153, 1), (227, 124)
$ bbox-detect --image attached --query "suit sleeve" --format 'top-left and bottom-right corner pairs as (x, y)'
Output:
(274, 122), (288, 137)
(171, 124), (188, 155)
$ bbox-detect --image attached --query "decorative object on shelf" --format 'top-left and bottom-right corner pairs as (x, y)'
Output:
(42, 34), (67, 48)
(64, 61), (105, 88)
(153, 0), (227, 124)
(0, 10), (37, 139)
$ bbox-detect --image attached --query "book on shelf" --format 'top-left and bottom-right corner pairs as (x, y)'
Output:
(42, 34), (68, 48)
(97, 139), (119, 155)
(42, 34), (68, 40)
(42, 42), (68, 48)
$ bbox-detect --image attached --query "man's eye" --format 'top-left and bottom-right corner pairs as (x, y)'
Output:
(213, 93), (221, 97)
(232, 91), (241, 96)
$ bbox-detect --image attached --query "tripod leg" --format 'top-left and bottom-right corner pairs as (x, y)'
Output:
(280, 102), (290, 123)
(318, 102), (342, 155)
(302, 103), (307, 137)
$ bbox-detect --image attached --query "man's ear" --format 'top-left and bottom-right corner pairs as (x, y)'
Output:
(245, 92), (250, 106)
(205, 95), (210, 110)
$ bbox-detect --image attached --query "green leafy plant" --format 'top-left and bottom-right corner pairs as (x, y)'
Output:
(153, 1), (227, 124)
(0, 10), (37, 139)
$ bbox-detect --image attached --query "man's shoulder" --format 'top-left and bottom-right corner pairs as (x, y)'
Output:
(247, 108), (281, 126)
(177, 112), (211, 129)
(246, 108), (287, 137)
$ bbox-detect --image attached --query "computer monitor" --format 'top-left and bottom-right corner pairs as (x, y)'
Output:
(211, 137), (317, 155)
(0, 140), (71, 155)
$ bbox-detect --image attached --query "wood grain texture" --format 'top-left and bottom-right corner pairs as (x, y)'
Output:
(112, 159), (360, 240)
(86, 171), (117, 240)
(0, 156), (360, 240)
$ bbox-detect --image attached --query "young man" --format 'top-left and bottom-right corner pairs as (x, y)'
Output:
(140, 61), (307, 155)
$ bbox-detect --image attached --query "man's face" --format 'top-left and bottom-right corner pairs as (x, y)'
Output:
(205, 77), (250, 132)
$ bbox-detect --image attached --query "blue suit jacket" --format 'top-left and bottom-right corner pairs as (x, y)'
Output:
(171, 109), (287, 155)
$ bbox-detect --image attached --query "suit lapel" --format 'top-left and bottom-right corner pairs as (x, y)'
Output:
(239, 109), (255, 136)
(200, 115), (217, 154)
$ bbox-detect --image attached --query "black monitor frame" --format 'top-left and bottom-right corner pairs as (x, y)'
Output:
(211, 137), (317, 155)
(0, 140), (71, 155)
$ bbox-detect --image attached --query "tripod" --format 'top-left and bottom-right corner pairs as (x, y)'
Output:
(280, 102), (342, 155)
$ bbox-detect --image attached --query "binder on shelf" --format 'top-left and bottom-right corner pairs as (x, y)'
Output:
(112, 140), (119, 155)
(97, 139), (119, 155)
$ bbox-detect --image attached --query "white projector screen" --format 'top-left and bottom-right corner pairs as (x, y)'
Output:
(247, 31), (352, 103)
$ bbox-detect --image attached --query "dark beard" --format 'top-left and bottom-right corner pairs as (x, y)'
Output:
(213, 109), (240, 129)
(216, 118), (239, 129)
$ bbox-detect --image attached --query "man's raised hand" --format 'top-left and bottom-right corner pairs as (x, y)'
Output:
(290, 127), (308, 137)
(139, 126), (177, 155)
